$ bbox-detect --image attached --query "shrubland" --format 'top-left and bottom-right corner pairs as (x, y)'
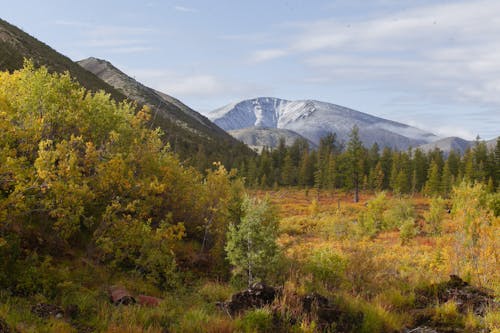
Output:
(0, 63), (498, 332)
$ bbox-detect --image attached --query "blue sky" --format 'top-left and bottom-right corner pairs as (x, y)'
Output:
(2, 0), (499, 140)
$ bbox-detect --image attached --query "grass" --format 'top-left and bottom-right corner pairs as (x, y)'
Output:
(0, 188), (497, 332)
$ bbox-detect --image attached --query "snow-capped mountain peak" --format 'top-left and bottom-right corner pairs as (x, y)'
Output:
(209, 97), (439, 150)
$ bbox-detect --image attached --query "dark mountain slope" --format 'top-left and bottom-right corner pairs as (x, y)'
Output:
(77, 57), (254, 167)
(0, 18), (125, 102)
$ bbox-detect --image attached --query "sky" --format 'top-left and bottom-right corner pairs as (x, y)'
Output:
(1, 0), (499, 140)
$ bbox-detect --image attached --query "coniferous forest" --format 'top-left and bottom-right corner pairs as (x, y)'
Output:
(0, 64), (499, 332)
(238, 128), (500, 198)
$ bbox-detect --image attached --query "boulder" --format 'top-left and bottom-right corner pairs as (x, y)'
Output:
(217, 282), (278, 315)
(415, 275), (497, 316)
(108, 286), (136, 306)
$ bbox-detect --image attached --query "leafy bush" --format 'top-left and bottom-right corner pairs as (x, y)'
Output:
(383, 198), (415, 230)
(94, 211), (183, 289)
(424, 196), (446, 235)
(356, 192), (387, 238)
(198, 281), (234, 303)
(399, 218), (418, 245)
(304, 248), (346, 291)
(225, 196), (281, 286)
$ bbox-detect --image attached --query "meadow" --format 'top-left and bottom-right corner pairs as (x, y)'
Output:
(2, 187), (498, 332)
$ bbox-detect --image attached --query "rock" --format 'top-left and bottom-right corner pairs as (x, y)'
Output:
(137, 295), (162, 307)
(415, 275), (497, 316)
(31, 303), (64, 319)
(217, 282), (278, 315)
(109, 286), (136, 306)
(301, 293), (363, 332)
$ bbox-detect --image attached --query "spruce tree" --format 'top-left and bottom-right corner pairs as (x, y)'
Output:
(346, 125), (364, 202)
(425, 160), (441, 196)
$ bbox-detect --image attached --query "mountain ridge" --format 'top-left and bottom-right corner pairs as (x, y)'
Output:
(210, 97), (439, 150)
(78, 57), (255, 166)
(0, 18), (126, 102)
(0, 17), (254, 168)
(78, 57), (227, 138)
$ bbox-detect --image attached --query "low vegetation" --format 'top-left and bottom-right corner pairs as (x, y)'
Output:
(0, 64), (498, 332)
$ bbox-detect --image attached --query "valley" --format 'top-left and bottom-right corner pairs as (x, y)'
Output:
(0, 9), (499, 333)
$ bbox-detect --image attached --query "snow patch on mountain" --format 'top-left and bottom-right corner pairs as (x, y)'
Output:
(210, 97), (440, 150)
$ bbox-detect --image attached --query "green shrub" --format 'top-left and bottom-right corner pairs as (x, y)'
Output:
(237, 308), (273, 333)
(304, 248), (346, 291)
(383, 198), (415, 230)
(399, 218), (418, 245)
(225, 196), (281, 286)
(432, 301), (463, 328)
(198, 281), (234, 303)
(356, 192), (388, 238)
(424, 196), (446, 235)
(315, 211), (353, 240)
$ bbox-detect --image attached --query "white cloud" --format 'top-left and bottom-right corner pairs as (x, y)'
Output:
(251, 1), (500, 108)
(174, 5), (196, 13)
(124, 67), (270, 110)
(52, 20), (156, 54)
(250, 49), (288, 62)
(160, 75), (224, 97)
(433, 126), (477, 141)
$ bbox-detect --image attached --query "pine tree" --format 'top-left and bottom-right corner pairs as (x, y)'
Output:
(441, 159), (452, 196)
(425, 160), (441, 196)
(372, 161), (384, 191)
(380, 147), (393, 189)
(281, 152), (295, 186)
(412, 148), (428, 192)
(346, 125), (365, 202)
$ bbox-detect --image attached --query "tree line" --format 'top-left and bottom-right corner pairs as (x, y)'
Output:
(237, 127), (500, 199)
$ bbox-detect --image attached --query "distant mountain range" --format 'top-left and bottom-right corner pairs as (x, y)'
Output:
(0, 18), (497, 157)
(419, 136), (499, 155)
(210, 97), (439, 150)
(0, 18), (254, 167)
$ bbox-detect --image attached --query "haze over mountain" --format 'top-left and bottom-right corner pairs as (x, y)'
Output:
(418, 136), (499, 155)
(228, 127), (317, 152)
(417, 137), (472, 155)
(210, 97), (439, 150)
